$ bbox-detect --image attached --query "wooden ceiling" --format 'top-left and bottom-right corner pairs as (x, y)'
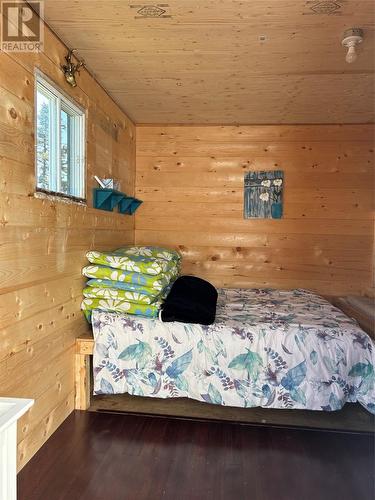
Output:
(43, 0), (375, 124)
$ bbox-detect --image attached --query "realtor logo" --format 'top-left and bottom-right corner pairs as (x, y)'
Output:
(1, 1), (44, 52)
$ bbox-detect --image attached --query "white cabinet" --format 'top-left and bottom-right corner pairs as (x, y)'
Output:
(0, 398), (34, 500)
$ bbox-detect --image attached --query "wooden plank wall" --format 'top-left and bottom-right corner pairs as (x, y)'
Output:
(0, 18), (136, 468)
(135, 125), (374, 296)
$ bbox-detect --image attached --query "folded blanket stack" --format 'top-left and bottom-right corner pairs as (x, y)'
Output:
(81, 246), (180, 322)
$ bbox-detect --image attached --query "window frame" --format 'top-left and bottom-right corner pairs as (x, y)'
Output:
(34, 70), (86, 202)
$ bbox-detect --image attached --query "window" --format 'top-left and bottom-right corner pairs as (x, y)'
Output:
(35, 72), (85, 200)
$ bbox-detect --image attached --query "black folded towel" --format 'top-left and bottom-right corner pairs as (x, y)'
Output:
(160, 275), (218, 325)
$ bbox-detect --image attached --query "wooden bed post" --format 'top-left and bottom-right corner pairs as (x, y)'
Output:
(75, 353), (90, 410)
(75, 335), (94, 410)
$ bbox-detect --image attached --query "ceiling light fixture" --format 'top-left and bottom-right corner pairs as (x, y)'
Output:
(342, 28), (364, 64)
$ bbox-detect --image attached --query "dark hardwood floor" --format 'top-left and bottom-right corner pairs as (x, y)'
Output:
(18, 411), (374, 500)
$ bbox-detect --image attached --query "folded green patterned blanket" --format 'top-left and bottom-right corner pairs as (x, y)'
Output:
(82, 264), (178, 291)
(86, 278), (162, 297)
(86, 250), (176, 276)
(81, 297), (160, 322)
(83, 286), (161, 304)
(82, 246), (180, 323)
(114, 246), (180, 263)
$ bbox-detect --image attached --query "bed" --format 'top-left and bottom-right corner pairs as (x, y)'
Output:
(91, 288), (375, 414)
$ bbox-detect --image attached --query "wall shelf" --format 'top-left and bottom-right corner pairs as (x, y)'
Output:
(93, 188), (142, 215)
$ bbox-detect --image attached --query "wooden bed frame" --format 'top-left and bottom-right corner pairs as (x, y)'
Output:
(74, 330), (375, 432)
(74, 297), (374, 430)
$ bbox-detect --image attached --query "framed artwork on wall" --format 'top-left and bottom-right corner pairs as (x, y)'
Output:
(244, 170), (284, 219)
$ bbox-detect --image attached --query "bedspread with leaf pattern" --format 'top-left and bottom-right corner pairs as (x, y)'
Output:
(92, 288), (375, 414)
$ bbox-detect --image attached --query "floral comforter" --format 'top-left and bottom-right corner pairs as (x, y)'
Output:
(92, 288), (375, 414)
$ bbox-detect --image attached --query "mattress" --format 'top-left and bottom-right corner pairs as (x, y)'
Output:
(91, 288), (375, 414)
